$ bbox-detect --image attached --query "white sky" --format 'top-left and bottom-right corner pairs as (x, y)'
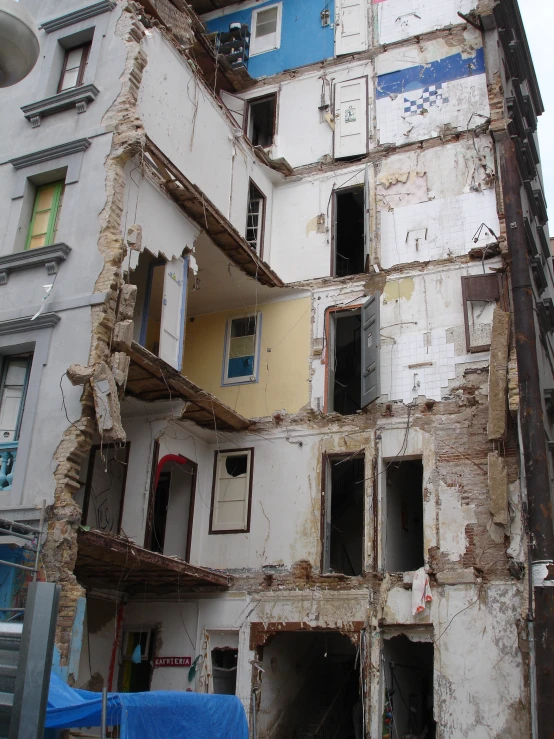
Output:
(519, 0), (554, 214)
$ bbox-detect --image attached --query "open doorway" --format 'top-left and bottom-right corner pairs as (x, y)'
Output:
(328, 309), (362, 415)
(120, 628), (155, 693)
(257, 631), (363, 739)
(80, 443), (130, 534)
(246, 94), (277, 147)
(323, 454), (364, 575)
(384, 460), (424, 572)
(382, 633), (435, 739)
(144, 448), (197, 561)
(334, 185), (366, 276)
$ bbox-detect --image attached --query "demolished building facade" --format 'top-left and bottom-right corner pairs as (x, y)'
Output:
(0, 0), (552, 736)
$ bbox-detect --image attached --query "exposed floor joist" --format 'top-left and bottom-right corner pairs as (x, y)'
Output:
(144, 137), (284, 288)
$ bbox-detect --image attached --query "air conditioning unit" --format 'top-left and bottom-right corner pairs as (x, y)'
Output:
(216, 22), (250, 71)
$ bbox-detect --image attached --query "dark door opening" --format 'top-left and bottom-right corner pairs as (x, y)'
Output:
(258, 631), (363, 739)
(145, 450), (197, 561)
(212, 648), (238, 695)
(334, 185), (366, 277)
(81, 443), (130, 534)
(330, 310), (362, 415)
(382, 634), (435, 739)
(323, 455), (364, 575)
(385, 459), (424, 572)
(129, 251), (166, 357)
(247, 94), (276, 147)
(120, 629), (154, 693)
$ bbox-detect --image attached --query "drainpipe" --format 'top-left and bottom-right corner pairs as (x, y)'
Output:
(251, 686), (259, 739)
(499, 137), (554, 738)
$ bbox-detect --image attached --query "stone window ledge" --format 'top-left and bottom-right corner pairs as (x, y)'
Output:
(21, 85), (99, 128)
(0, 243), (71, 285)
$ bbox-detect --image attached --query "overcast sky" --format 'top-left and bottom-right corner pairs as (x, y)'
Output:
(519, 0), (554, 214)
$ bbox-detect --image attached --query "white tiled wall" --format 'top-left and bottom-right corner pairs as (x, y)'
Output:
(376, 75), (490, 146)
(374, 0), (478, 45)
(379, 188), (499, 269)
(381, 329), (456, 403)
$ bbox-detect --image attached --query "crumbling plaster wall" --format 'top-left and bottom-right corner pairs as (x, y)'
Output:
(373, 0), (478, 46)
(136, 30), (275, 248)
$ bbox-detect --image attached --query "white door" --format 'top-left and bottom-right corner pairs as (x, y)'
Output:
(335, 0), (368, 56)
(220, 90), (246, 129)
(159, 256), (187, 371)
(334, 77), (368, 159)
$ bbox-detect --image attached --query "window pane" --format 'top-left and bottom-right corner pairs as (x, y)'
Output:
(29, 234), (46, 250)
(229, 335), (255, 359)
(231, 316), (256, 338)
(32, 210), (51, 237)
(35, 183), (57, 211)
(61, 67), (79, 90)
(5, 360), (28, 387)
(228, 355), (254, 378)
(65, 47), (84, 71)
(256, 7), (278, 37)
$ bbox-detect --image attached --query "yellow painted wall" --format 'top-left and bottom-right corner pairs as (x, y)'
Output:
(182, 296), (312, 419)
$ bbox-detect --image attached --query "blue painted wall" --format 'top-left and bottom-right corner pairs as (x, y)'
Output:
(0, 545), (32, 622)
(205, 0), (334, 79)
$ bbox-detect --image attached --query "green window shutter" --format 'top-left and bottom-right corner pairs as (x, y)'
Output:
(25, 181), (65, 251)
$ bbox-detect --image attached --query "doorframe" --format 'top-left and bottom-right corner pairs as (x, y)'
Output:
(81, 442), (131, 534)
(139, 258), (166, 349)
(323, 304), (363, 413)
(330, 183), (366, 277)
(332, 75), (369, 159)
(144, 440), (198, 561)
(320, 451), (365, 574)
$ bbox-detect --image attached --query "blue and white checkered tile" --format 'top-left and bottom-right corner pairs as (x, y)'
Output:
(403, 84), (449, 115)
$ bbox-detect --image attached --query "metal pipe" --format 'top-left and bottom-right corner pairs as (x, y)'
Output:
(500, 137), (554, 737)
(0, 558), (36, 572)
(100, 687), (107, 739)
(251, 687), (259, 739)
(33, 500), (45, 581)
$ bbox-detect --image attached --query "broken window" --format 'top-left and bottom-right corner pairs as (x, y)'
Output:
(26, 180), (65, 250)
(333, 181), (368, 276)
(0, 355), (32, 442)
(129, 250), (189, 370)
(58, 42), (91, 92)
(257, 631), (363, 738)
(212, 648), (238, 695)
(385, 459), (424, 573)
(382, 633), (435, 739)
(461, 274), (503, 353)
(327, 294), (380, 415)
(250, 4), (282, 56)
(246, 180), (266, 254)
(210, 449), (254, 533)
(222, 314), (261, 385)
(120, 628), (155, 693)
(144, 447), (197, 560)
(81, 443), (130, 534)
(247, 94), (277, 147)
(322, 454), (365, 575)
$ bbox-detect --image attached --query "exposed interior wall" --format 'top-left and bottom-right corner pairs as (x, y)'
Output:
(182, 296), (312, 419)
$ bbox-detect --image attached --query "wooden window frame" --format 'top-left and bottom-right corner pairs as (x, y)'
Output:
(57, 42), (91, 94)
(209, 448), (254, 535)
(245, 179), (266, 258)
(25, 180), (65, 251)
(323, 304), (363, 413)
(461, 274), (507, 353)
(81, 442), (131, 535)
(221, 313), (262, 386)
(143, 440), (198, 561)
(244, 93), (278, 147)
(250, 3), (283, 57)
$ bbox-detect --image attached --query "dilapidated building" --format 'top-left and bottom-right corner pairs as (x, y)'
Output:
(0, 0), (552, 736)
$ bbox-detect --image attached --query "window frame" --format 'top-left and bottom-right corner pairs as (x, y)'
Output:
(250, 3), (283, 57)
(0, 354), (32, 443)
(81, 442), (131, 535)
(24, 180), (65, 251)
(57, 42), (91, 93)
(209, 448), (255, 535)
(245, 93), (278, 148)
(221, 312), (262, 387)
(245, 179), (266, 257)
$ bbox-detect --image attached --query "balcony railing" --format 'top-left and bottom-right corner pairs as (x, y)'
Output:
(0, 443), (18, 491)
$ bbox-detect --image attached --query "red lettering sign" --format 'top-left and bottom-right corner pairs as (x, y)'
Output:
(153, 656), (192, 668)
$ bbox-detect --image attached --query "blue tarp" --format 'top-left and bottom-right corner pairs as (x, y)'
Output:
(46, 673), (248, 739)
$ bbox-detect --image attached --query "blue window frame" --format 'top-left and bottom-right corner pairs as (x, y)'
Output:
(222, 314), (262, 386)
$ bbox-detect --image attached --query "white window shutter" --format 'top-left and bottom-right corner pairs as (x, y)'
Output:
(335, 0), (368, 56)
(334, 77), (368, 159)
(220, 91), (246, 129)
(213, 452), (251, 531)
(159, 256), (187, 371)
(364, 163), (370, 271)
(361, 292), (380, 408)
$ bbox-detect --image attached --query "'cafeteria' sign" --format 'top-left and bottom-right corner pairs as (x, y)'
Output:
(154, 657), (192, 668)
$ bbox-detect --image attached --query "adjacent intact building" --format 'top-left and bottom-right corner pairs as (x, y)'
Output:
(0, 0), (552, 736)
